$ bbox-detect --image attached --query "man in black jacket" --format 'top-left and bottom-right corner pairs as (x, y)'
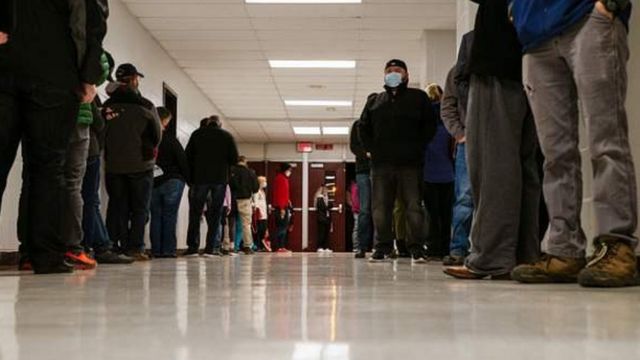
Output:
(350, 118), (373, 259)
(358, 59), (437, 264)
(150, 107), (189, 258)
(103, 63), (162, 261)
(443, 0), (541, 280)
(185, 115), (239, 256)
(231, 156), (259, 255)
(0, 0), (108, 274)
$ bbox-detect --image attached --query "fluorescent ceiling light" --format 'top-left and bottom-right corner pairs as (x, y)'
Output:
(293, 127), (322, 135)
(247, 0), (360, 3)
(322, 127), (350, 135)
(269, 60), (356, 69)
(285, 100), (352, 107)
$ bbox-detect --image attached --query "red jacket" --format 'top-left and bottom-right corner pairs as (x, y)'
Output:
(272, 173), (290, 209)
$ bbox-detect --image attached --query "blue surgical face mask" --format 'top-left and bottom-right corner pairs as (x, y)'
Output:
(384, 72), (403, 88)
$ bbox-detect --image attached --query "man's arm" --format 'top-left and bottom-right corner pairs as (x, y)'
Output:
(358, 93), (378, 153)
(422, 93), (437, 144)
(349, 120), (366, 158)
(227, 134), (240, 166)
(441, 68), (465, 141)
(174, 139), (190, 184)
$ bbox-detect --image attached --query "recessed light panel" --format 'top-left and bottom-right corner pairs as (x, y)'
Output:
(269, 60), (356, 69)
(285, 100), (352, 107)
(293, 127), (322, 135)
(322, 127), (350, 135)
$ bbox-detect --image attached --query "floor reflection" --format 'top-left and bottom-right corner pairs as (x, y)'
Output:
(1, 254), (640, 360)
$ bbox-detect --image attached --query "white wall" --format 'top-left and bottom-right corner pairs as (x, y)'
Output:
(420, 30), (456, 88)
(0, 0), (221, 251)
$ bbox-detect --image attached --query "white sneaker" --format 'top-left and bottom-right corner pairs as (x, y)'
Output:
(325, 249), (333, 254)
(317, 248), (325, 253)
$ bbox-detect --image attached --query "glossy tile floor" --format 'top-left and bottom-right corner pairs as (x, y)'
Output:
(1, 253), (640, 360)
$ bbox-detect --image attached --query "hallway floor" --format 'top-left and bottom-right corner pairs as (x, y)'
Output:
(0, 253), (639, 360)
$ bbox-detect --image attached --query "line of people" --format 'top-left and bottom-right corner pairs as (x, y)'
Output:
(349, 0), (638, 288)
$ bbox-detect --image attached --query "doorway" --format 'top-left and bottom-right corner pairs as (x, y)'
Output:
(163, 83), (178, 138)
(266, 162), (303, 252)
(307, 162), (346, 252)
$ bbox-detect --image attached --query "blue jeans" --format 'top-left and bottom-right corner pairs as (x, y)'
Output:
(186, 183), (226, 252)
(81, 156), (112, 253)
(451, 143), (473, 256)
(356, 173), (373, 251)
(274, 208), (290, 250)
(150, 179), (185, 256)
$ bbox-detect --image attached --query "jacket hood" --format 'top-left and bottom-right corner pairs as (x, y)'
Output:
(105, 85), (153, 109)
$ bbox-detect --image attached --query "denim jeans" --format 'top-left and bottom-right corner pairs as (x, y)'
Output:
(105, 171), (154, 253)
(355, 173), (373, 252)
(150, 179), (185, 256)
(371, 165), (426, 254)
(82, 156), (112, 253)
(274, 208), (290, 250)
(450, 143), (473, 257)
(186, 183), (226, 252)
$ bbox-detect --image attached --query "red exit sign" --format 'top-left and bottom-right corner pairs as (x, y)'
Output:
(316, 143), (334, 151)
(296, 142), (313, 153)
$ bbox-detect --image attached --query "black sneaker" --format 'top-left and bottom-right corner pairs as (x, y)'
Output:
(355, 250), (366, 259)
(369, 250), (391, 262)
(242, 247), (254, 255)
(184, 249), (200, 257)
(95, 251), (135, 264)
(411, 251), (427, 264)
(33, 260), (75, 274)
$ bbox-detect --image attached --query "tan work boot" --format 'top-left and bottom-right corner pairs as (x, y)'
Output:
(578, 237), (640, 288)
(511, 254), (586, 284)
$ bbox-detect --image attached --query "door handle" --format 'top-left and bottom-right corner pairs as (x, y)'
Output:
(330, 204), (343, 214)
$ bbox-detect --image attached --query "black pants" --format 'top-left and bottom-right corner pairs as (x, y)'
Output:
(255, 219), (268, 250)
(186, 183), (226, 252)
(317, 221), (331, 250)
(371, 165), (426, 254)
(423, 182), (454, 257)
(0, 79), (78, 270)
(105, 171), (154, 253)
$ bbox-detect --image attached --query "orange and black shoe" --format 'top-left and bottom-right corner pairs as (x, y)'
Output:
(65, 251), (98, 270)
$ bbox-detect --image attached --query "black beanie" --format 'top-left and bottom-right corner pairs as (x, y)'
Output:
(385, 59), (408, 71)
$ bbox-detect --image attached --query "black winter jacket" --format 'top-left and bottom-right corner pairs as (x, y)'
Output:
(185, 124), (239, 186)
(349, 119), (370, 174)
(155, 132), (189, 187)
(0, 0), (108, 89)
(103, 86), (162, 174)
(230, 164), (259, 200)
(467, 0), (523, 81)
(358, 85), (437, 167)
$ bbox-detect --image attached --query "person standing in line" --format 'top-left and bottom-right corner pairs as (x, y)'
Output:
(184, 115), (239, 257)
(273, 163), (293, 253)
(443, 0), (541, 280)
(0, 0), (108, 273)
(315, 184), (333, 253)
(347, 180), (360, 253)
(150, 107), (189, 258)
(103, 63), (162, 262)
(510, 0), (638, 287)
(252, 176), (271, 252)
(358, 59), (437, 264)
(81, 53), (134, 265)
(230, 156), (259, 255)
(350, 119), (373, 259)
(440, 31), (475, 267)
(422, 84), (455, 261)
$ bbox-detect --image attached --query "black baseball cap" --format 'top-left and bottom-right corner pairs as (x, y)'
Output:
(115, 63), (145, 81)
(385, 59), (408, 71)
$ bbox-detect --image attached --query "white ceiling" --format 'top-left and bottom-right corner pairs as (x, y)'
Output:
(122, 0), (457, 143)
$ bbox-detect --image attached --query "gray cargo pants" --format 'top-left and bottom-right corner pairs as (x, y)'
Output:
(523, 8), (638, 258)
(465, 75), (541, 276)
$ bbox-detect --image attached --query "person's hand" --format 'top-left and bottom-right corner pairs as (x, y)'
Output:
(280, 209), (286, 218)
(456, 135), (466, 144)
(78, 83), (97, 104)
(595, 1), (615, 20)
(0, 32), (8, 45)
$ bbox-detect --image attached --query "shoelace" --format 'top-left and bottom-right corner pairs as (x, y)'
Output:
(587, 241), (618, 268)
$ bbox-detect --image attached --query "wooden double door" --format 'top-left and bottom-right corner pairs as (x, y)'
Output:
(247, 161), (347, 252)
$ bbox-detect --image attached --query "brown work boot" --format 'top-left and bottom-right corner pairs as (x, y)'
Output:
(511, 254), (586, 284)
(578, 237), (640, 288)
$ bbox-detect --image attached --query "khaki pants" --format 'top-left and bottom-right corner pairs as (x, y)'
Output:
(523, 9), (638, 258)
(237, 199), (254, 249)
